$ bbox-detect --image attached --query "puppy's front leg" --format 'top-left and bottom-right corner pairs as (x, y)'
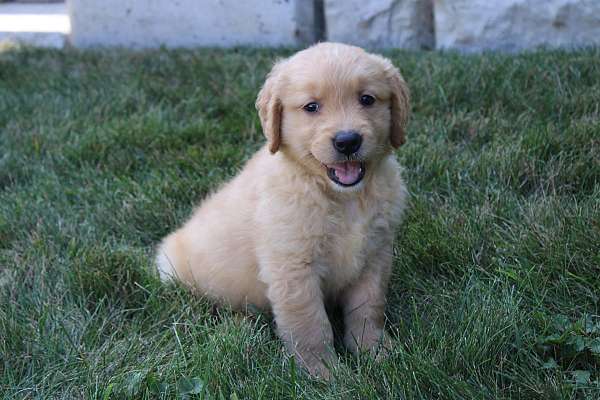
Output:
(266, 263), (334, 378)
(341, 245), (393, 357)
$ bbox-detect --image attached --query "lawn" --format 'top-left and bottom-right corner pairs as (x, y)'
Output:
(0, 44), (599, 399)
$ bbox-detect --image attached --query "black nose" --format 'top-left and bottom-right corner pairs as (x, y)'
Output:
(333, 131), (362, 156)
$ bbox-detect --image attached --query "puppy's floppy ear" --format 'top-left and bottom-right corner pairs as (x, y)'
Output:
(388, 65), (410, 148)
(256, 62), (284, 154)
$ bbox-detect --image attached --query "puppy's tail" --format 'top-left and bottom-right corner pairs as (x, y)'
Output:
(155, 234), (180, 282)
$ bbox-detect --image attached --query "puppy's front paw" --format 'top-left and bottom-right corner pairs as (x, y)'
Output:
(306, 359), (331, 380)
(373, 331), (394, 361)
(344, 327), (393, 360)
(294, 349), (336, 380)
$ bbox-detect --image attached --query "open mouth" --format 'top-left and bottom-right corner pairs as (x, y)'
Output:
(325, 161), (365, 187)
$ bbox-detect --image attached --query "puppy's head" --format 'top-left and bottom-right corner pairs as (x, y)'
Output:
(256, 42), (409, 192)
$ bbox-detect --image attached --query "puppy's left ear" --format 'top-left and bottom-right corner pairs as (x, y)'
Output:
(256, 62), (284, 154)
(388, 65), (411, 148)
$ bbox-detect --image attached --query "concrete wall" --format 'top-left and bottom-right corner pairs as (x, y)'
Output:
(67, 0), (600, 51)
(435, 0), (600, 52)
(324, 0), (434, 50)
(68, 0), (320, 48)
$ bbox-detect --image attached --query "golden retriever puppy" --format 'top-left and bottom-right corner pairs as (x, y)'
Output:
(156, 42), (409, 378)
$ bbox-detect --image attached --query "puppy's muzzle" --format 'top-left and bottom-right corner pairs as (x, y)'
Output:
(333, 131), (362, 156)
(325, 131), (365, 187)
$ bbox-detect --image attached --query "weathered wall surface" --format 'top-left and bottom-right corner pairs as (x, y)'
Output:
(324, 0), (434, 50)
(435, 0), (600, 52)
(68, 0), (318, 48)
(66, 0), (600, 51)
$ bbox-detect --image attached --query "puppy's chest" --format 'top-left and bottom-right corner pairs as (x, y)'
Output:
(314, 200), (380, 291)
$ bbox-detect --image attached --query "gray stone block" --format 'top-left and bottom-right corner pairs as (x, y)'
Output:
(68, 0), (318, 48)
(324, 0), (434, 49)
(435, 0), (600, 51)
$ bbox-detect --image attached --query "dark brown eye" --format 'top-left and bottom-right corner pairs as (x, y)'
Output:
(359, 94), (375, 106)
(303, 102), (320, 113)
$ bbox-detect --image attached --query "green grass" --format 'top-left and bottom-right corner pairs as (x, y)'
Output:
(0, 43), (599, 399)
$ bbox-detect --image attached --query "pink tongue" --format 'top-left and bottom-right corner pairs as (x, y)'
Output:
(330, 162), (361, 185)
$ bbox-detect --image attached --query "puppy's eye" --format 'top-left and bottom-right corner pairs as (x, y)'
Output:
(359, 94), (375, 106)
(303, 102), (320, 113)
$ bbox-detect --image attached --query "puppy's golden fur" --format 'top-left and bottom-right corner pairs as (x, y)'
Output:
(156, 42), (409, 377)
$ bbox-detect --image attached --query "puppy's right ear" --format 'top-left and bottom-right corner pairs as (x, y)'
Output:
(256, 62), (284, 154)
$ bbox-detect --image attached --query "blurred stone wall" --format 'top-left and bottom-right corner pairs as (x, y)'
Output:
(68, 0), (600, 51)
(435, 0), (600, 51)
(69, 0), (321, 48)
